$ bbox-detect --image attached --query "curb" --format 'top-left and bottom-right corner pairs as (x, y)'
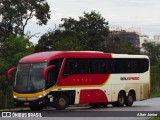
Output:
(0, 108), (30, 112)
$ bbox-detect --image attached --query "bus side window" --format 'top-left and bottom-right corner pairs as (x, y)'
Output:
(63, 58), (91, 76)
(78, 59), (84, 74)
(97, 59), (106, 74)
(63, 59), (72, 76)
(70, 60), (78, 74)
(109, 59), (114, 73)
(78, 59), (90, 74)
(84, 59), (90, 74)
(143, 59), (149, 72)
(106, 59), (111, 73)
(113, 59), (119, 73)
(46, 59), (63, 88)
(90, 59), (96, 74)
(126, 59), (131, 73)
(138, 59), (149, 73)
(101, 60), (106, 74)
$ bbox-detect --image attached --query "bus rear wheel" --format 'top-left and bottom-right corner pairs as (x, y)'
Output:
(55, 95), (69, 110)
(125, 93), (134, 106)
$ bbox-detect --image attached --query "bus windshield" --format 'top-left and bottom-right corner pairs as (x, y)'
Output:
(14, 62), (48, 93)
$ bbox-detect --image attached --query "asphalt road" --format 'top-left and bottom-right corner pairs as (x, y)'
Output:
(1, 97), (160, 120)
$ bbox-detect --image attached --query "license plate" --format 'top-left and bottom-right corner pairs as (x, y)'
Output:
(24, 102), (30, 106)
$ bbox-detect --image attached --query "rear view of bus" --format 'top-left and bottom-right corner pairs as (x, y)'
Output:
(7, 51), (150, 110)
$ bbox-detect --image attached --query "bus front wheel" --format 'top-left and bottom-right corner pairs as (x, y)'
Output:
(55, 94), (69, 110)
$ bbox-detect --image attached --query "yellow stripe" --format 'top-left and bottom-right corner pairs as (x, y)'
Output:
(13, 75), (111, 98)
(13, 86), (58, 98)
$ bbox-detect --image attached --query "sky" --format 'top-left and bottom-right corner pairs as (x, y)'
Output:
(24, 0), (160, 43)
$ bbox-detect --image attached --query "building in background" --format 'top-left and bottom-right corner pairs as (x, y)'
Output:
(108, 25), (140, 49)
(109, 25), (160, 52)
(154, 35), (160, 42)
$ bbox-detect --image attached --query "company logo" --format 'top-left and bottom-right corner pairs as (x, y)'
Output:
(1, 112), (42, 118)
(121, 77), (139, 81)
(2, 112), (12, 117)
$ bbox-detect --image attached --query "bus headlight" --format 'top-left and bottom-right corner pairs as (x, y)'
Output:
(38, 95), (43, 98)
(13, 96), (17, 98)
(38, 93), (47, 98)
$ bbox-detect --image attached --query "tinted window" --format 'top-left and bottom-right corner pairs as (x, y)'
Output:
(107, 58), (149, 73)
(46, 59), (63, 88)
(63, 58), (149, 75)
(63, 59), (90, 75)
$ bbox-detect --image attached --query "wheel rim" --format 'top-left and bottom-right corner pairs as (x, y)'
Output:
(119, 95), (125, 105)
(128, 95), (133, 103)
(59, 98), (66, 106)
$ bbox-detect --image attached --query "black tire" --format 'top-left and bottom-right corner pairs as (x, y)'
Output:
(90, 103), (108, 108)
(90, 103), (101, 108)
(55, 95), (69, 110)
(117, 92), (126, 107)
(112, 102), (118, 107)
(30, 106), (43, 111)
(101, 103), (108, 108)
(125, 93), (134, 106)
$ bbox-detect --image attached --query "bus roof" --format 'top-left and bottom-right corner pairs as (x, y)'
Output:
(19, 51), (148, 63)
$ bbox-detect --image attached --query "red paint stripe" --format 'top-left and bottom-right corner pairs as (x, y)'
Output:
(79, 89), (108, 104)
(58, 74), (110, 86)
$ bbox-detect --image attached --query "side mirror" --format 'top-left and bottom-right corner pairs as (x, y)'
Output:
(42, 65), (56, 79)
(7, 67), (17, 80)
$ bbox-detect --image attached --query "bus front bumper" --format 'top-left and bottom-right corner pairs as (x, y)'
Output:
(13, 97), (46, 107)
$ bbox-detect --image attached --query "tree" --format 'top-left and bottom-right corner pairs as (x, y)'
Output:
(142, 43), (160, 95)
(3, 35), (34, 64)
(35, 30), (86, 52)
(60, 11), (109, 51)
(53, 36), (87, 51)
(0, 22), (13, 42)
(142, 42), (160, 65)
(105, 35), (139, 54)
(0, 0), (50, 42)
(0, 34), (34, 108)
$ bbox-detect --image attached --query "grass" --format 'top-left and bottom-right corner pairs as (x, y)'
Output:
(149, 117), (160, 120)
(150, 92), (160, 98)
(148, 92), (160, 120)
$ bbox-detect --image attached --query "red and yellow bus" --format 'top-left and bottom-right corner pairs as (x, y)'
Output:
(8, 51), (150, 110)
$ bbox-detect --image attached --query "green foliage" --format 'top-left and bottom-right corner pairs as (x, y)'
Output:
(3, 35), (34, 65)
(37, 10), (139, 53)
(105, 35), (139, 54)
(142, 42), (160, 65)
(0, 0), (50, 41)
(142, 42), (160, 96)
(60, 11), (109, 51)
(0, 35), (34, 109)
(149, 117), (160, 120)
(150, 63), (160, 94)
(35, 30), (86, 52)
(53, 36), (87, 51)
(36, 11), (109, 52)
